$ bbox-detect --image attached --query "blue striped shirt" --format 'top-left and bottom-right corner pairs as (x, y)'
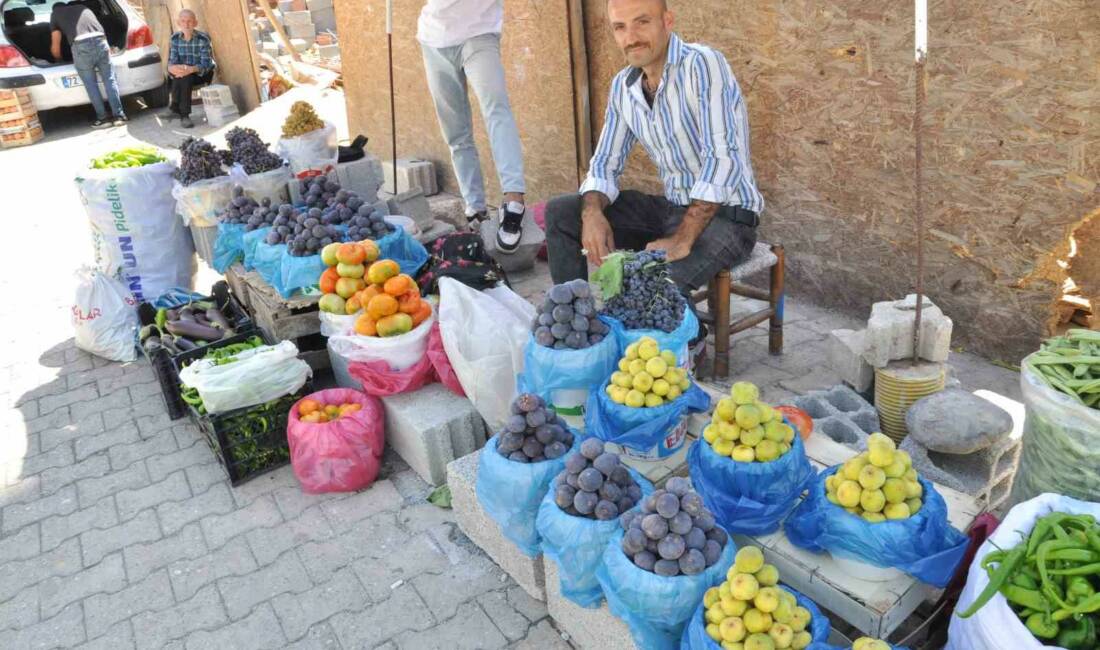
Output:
(580, 33), (764, 213)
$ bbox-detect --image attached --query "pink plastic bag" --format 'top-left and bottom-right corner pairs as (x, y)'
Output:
(347, 323), (466, 397)
(530, 201), (548, 260)
(287, 388), (384, 494)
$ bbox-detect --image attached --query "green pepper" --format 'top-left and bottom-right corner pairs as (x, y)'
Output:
(958, 545), (1027, 618)
(1055, 615), (1095, 649)
(1067, 576), (1095, 605)
(1050, 563), (1100, 576)
(1025, 611), (1060, 639)
(1002, 585), (1050, 611)
(155, 307), (168, 331)
(1038, 538), (1084, 609)
(1013, 572), (1041, 590)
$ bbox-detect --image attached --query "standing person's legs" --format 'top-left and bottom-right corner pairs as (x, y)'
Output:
(461, 34), (525, 200)
(71, 40), (107, 121)
(544, 190), (671, 284)
(421, 42), (486, 218)
(90, 38), (124, 118)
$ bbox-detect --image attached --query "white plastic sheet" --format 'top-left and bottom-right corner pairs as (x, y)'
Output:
(178, 341), (311, 414)
(277, 122), (338, 179)
(72, 267), (139, 362)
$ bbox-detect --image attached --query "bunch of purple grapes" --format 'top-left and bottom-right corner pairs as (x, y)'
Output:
(620, 476), (727, 576)
(225, 127), (283, 174)
(553, 439), (643, 521)
(601, 250), (686, 332)
(532, 280), (611, 350)
(496, 393), (574, 463)
(174, 137), (226, 185)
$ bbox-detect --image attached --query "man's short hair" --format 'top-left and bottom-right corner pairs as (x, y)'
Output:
(608, 0), (668, 8)
(179, 9), (197, 20)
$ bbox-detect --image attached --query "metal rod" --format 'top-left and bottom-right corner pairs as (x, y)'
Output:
(387, 0), (397, 194)
(912, 1), (927, 365)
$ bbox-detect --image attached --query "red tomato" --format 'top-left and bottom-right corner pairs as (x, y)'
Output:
(776, 405), (813, 441)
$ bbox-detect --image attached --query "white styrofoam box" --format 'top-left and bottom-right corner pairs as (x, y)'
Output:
(282, 10), (313, 26)
(277, 0), (294, 13)
(382, 158), (438, 196)
(199, 84), (235, 109)
(261, 41), (279, 57)
(287, 22), (316, 40)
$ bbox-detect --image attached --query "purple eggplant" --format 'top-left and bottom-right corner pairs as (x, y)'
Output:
(205, 308), (235, 334)
(173, 336), (197, 351)
(177, 308), (196, 322)
(165, 319), (224, 341)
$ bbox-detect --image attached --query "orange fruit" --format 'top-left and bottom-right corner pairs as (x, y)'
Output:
(411, 300), (433, 327)
(366, 259), (400, 285)
(318, 267), (340, 294)
(354, 314), (377, 336)
(335, 277), (366, 299)
(336, 242), (366, 265)
(360, 240), (380, 263)
(301, 411), (321, 423)
(317, 412), (330, 423)
(298, 399), (321, 416)
(367, 293), (399, 320)
(324, 404), (340, 417)
(339, 403), (362, 416)
(398, 291), (421, 315)
(360, 284), (383, 302)
(383, 274), (412, 297)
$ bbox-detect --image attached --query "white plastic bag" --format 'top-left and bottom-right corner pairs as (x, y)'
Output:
(947, 492), (1100, 650)
(75, 161), (196, 303)
(438, 278), (536, 432)
(172, 173), (236, 228)
(228, 164), (291, 206)
(328, 310), (437, 372)
(277, 122), (338, 179)
(319, 311), (359, 338)
(178, 340), (311, 414)
(72, 267), (139, 362)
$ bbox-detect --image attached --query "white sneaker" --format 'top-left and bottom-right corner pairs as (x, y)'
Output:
(496, 201), (525, 254)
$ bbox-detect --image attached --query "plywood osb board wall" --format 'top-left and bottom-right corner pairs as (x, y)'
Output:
(336, 0), (581, 207)
(583, 0), (1098, 361)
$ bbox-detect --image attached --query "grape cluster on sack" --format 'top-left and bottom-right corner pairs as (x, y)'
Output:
(607, 336), (690, 407)
(496, 393), (575, 462)
(174, 137), (226, 185)
(601, 250), (687, 332)
(224, 127), (283, 174)
(621, 476), (727, 577)
(222, 186), (280, 230)
(702, 546), (815, 650)
(533, 280), (610, 349)
(282, 100), (325, 138)
(704, 381), (796, 462)
(825, 433), (924, 522)
(553, 439), (643, 520)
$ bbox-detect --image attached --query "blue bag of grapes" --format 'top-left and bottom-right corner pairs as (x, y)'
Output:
(537, 460), (653, 608)
(687, 423), (817, 535)
(784, 467), (968, 588)
(680, 584), (831, 650)
(212, 222), (246, 273)
(608, 305), (699, 369)
(585, 378), (710, 454)
(477, 426), (581, 557)
(241, 226), (272, 271)
(597, 525), (735, 650)
(373, 226), (430, 277)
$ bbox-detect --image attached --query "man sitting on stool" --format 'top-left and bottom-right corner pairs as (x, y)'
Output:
(162, 9), (215, 129)
(545, 0), (763, 323)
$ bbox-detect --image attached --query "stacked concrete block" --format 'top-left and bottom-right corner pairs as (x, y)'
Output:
(334, 154), (383, 204)
(380, 384), (489, 486)
(310, 6), (337, 34)
(544, 561), (634, 650)
(479, 209), (545, 273)
(385, 189), (434, 231)
(790, 384), (879, 451)
(447, 450), (547, 601)
(307, 0), (333, 8)
(282, 10), (313, 26)
(290, 38), (311, 53)
(383, 158), (439, 196)
(278, 0), (294, 13)
(317, 43), (340, 60)
(827, 329), (874, 392)
(863, 294), (953, 367)
(261, 40), (279, 58)
(287, 22), (316, 42)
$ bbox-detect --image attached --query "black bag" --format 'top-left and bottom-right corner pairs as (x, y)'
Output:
(416, 232), (508, 294)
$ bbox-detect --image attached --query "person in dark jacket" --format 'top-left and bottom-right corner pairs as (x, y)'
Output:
(50, 2), (126, 127)
(162, 9), (216, 129)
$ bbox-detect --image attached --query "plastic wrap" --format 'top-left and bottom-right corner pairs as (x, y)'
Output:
(374, 226), (430, 277)
(331, 311), (436, 372)
(585, 378), (710, 452)
(172, 174), (235, 228)
(277, 122), (338, 179)
(212, 222), (246, 273)
(785, 466), (969, 588)
(687, 422), (817, 535)
(682, 584), (832, 650)
(178, 341), (312, 414)
(518, 317), (620, 406)
(287, 388), (384, 494)
(229, 164), (291, 206)
(241, 226), (272, 271)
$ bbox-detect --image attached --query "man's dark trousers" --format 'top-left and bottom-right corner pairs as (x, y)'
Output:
(544, 190), (758, 292)
(168, 70), (214, 117)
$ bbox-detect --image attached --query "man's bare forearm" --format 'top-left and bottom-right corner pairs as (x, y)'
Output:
(673, 199), (720, 244)
(582, 191), (609, 214)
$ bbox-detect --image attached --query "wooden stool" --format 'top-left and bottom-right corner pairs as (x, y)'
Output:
(691, 243), (785, 379)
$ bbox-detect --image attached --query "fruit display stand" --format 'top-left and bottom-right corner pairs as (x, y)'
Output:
(231, 265), (330, 372)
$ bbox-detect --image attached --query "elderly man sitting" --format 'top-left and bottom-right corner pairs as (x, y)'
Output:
(161, 9), (216, 128)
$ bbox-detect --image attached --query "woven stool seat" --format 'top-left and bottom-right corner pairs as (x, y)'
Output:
(729, 242), (778, 280)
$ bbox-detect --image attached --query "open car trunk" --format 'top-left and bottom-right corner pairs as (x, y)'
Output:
(2, 0), (127, 67)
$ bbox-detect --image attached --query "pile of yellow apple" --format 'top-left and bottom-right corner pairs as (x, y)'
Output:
(824, 433), (924, 522)
(702, 546), (815, 650)
(605, 336), (691, 408)
(702, 381), (796, 463)
(851, 638), (892, 650)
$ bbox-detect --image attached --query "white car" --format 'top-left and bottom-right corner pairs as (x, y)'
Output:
(0, 0), (167, 111)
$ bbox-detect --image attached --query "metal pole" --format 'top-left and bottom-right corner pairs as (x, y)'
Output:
(912, 0), (927, 364)
(387, 0), (398, 194)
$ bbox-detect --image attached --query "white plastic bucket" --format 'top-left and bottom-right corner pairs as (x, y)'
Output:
(621, 414), (689, 461)
(549, 387), (588, 431)
(831, 554), (905, 583)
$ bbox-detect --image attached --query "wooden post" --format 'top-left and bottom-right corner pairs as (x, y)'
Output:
(566, 0), (592, 185)
(769, 244), (785, 355)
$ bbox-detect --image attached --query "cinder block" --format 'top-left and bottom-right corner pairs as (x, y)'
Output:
(382, 158), (438, 196)
(310, 6), (337, 34)
(827, 329), (874, 392)
(385, 189), (434, 230)
(307, 0), (333, 9)
(545, 560), (633, 650)
(380, 384), (489, 486)
(479, 209), (545, 273)
(317, 43), (340, 59)
(791, 384), (878, 451)
(278, 1), (294, 13)
(282, 10), (313, 26)
(261, 41), (279, 58)
(287, 22), (316, 40)
(863, 294), (953, 368)
(290, 38), (311, 53)
(334, 155), (382, 204)
(416, 219), (457, 245)
(447, 450), (546, 601)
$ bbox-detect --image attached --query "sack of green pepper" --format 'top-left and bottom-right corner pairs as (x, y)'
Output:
(947, 493), (1100, 650)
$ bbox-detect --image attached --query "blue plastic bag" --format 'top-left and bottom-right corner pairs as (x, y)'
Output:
(785, 466), (968, 588)
(241, 226), (272, 271)
(585, 378), (710, 453)
(476, 432), (581, 557)
(597, 526), (736, 650)
(252, 239), (286, 288)
(213, 222), (246, 273)
(537, 466), (653, 608)
(150, 288), (208, 310)
(687, 422), (817, 535)
(276, 250), (327, 298)
(681, 583), (831, 650)
(607, 305), (699, 364)
(374, 226), (429, 276)
(518, 319), (619, 416)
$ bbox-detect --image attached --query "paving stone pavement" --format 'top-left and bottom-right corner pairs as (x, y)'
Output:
(1, 96), (1023, 649)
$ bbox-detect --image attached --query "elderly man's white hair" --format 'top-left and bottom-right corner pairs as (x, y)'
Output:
(178, 8), (197, 20)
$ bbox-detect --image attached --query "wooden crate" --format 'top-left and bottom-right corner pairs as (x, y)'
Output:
(237, 269), (330, 371)
(224, 264), (252, 311)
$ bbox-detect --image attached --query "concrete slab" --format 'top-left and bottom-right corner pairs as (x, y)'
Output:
(544, 560), (633, 650)
(381, 384), (489, 486)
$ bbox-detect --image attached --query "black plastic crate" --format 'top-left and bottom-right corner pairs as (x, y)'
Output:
(149, 347), (188, 420)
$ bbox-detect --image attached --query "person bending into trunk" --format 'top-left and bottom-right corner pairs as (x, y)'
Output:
(545, 0), (763, 296)
(417, 0), (529, 253)
(162, 9), (215, 129)
(50, 2), (126, 127)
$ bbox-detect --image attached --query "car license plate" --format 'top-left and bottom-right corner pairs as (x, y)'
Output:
(62, 74), (83, 88)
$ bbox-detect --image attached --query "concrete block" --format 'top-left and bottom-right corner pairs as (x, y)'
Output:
(287, 22), (316, 40)
(863, 294), (953, 368)
(447, 450), (546, 601)
(544, 560), (633, 650)
(415, 219), (456, 245)
(290, 38), (311, 53)
(386, 189), (434, 230)
(261, 40), (279, 58)
(427, 192), (469, 230)
(479, 209), (545, 273)
(381, 384), (489, 486)
(317, 43), (340, 59)
(307, 0), (333, 9)
(383, 158), (438, 196)
(334, 155), (382, 204)
(278, 1), (293, 13)
(791, 384), (878, 451)
(310, 6), (337, 34)
(282, 10), (313, 26)
(827, 329), (874, 392)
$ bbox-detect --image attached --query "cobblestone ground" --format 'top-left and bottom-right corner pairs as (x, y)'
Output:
(0, 99), (1021, 649)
